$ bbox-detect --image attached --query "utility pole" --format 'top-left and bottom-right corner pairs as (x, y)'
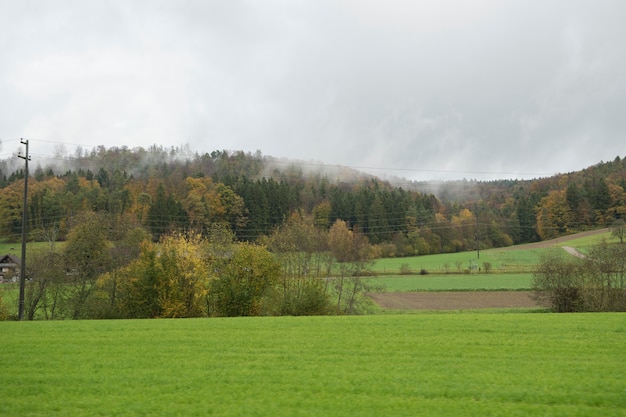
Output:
(474, 211), (480, 260)
(475, 232), (480, 259)
(17, 139), (30, 321)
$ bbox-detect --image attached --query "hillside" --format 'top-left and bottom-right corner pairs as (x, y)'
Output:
(0, 146), (624, 254)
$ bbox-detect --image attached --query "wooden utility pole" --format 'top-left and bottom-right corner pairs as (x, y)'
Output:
(17, 139), (30, 321)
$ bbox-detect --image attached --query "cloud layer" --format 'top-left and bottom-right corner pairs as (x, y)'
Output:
(1, 0), (625, 180)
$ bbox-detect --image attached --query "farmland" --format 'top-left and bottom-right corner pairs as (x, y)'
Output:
(1, 230), (624, 415)
(1, 314), (625, 417)
(0, 229), (616, 316)
(365, 273), (533, 292)
(371, 229), (612, 276)
(363, 230), (616, 310)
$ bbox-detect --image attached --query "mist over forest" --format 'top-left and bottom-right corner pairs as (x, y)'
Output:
(1, 144), (624, 252)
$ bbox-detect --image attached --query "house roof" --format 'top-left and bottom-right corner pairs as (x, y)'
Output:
(0, 254), (21, 265)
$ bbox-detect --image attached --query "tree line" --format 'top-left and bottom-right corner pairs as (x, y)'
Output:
(6, 212), (378, 320)
(1, 145), (625, 318)
(1, 147), (625, 256)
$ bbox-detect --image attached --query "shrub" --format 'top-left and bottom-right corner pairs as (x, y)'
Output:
(399, 264), (412, 275)
(533, 243), (626, 312)
(532, 250), (584, 312)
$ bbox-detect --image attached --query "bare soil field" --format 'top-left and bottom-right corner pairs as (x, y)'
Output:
(370, 291), (549, 310)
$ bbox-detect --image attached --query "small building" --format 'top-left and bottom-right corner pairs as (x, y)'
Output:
(0, 254), (20, 283)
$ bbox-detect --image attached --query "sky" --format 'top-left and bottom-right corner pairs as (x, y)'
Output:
(1, 0), (625, 181)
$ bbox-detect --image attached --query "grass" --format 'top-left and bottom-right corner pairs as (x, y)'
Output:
(0, 240), (60, 257)
(372, 248), (544, 274)
(371, 230), (618, 277)
(1, 314), (625, 417)
(554, 231), (614, 249)
(363, 273), (533, 292)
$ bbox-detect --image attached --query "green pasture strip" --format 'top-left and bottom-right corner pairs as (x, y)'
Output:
(372, 249), (543, 274)
(364, 273), (534, 292)
(0, 240), (60, 256)
(371, 230), (618, 275)
(554, 231), (615, 254)
(377, 307), (549, 315)
(556, 232), (613, 248)
(1, 314), (625, 417)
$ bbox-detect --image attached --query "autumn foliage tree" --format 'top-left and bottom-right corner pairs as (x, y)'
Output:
(264, 213), (333, 315)
(63, 212), (112, 319)
(2, 146), (626, 320)
(328, 219), (376, 314)
(536, 191), (573, 240)
(101, 232), (211, 318)
(210, 242), (281, 316)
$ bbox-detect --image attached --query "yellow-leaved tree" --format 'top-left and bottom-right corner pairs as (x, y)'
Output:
(104, 232), (211, 318)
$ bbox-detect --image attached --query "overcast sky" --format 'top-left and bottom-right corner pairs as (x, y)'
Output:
(1, 0), (625, 180)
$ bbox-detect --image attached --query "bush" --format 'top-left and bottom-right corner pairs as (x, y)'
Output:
(374, 243), (396, 258)
(210, 243), (281, 317)
(533, 243), (626, 312)
(271, 283), (334, 316)
(399, 264), (412, 275)
(550, 287), (584, 313)
(0, 292), (10, 320)
(532, 250), (584, 312)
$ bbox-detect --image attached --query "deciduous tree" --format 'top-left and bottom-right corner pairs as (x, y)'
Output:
(327, 219), (375, 314)
(63, 213), (112, 319)
(265, 213), (332, 315)
(210, 242), (281, 316)
(611, 218), (626, 244)
(108, 232), (211, 318)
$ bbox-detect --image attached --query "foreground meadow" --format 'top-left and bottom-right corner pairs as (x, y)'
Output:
(1, 314), (624, 417)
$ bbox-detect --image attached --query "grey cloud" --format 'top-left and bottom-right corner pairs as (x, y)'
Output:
(1, 0), (625, 180)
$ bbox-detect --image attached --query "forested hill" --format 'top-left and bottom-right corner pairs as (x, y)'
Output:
(0, 146), (624, 256)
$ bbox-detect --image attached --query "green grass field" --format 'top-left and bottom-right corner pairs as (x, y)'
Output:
(1, 314), (624, 417)
(364, 273), (533, 291)
(372, 248), (544, 274)
(0, 240), (62, 261)
(553, 231), (614, 249)
(372, 231), (616, 275)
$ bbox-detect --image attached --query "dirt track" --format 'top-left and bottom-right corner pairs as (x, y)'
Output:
(369, 291), (549, 310)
